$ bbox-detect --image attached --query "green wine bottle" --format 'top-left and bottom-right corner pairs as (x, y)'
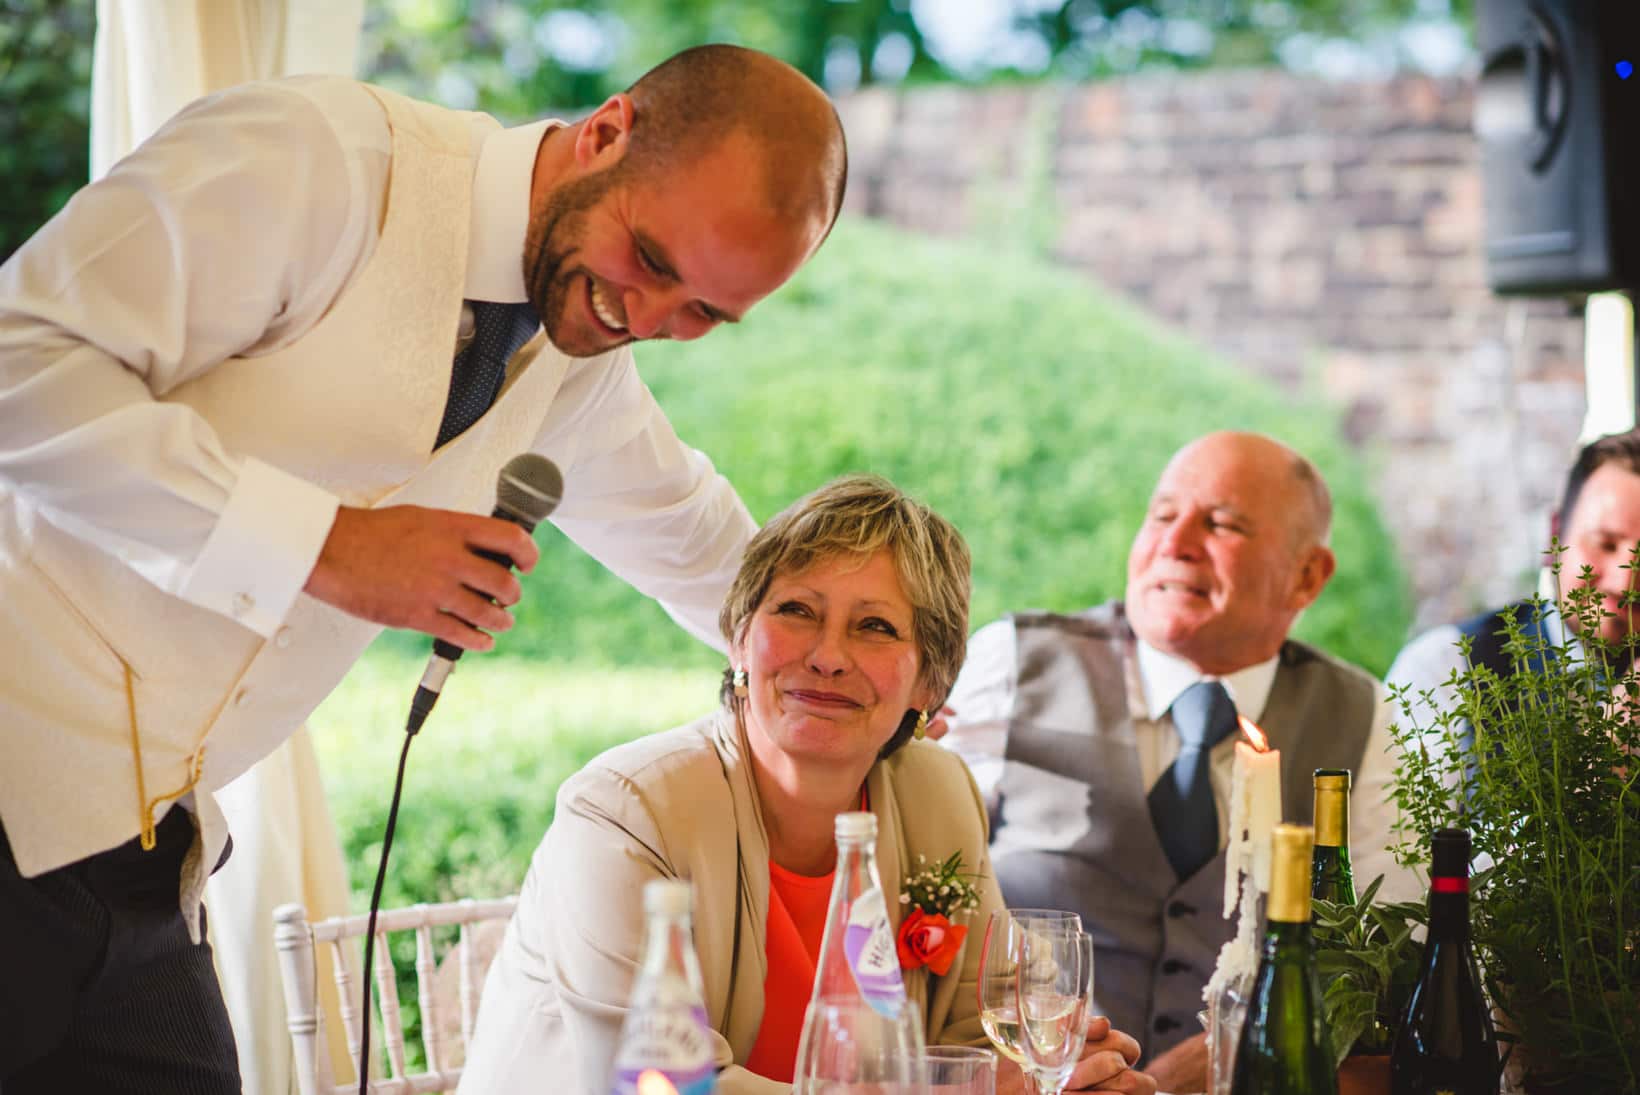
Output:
(1231, 824), (1338, 1095)
(1310, 769), (1357, 906)
(1389, 828), (1499, 1095)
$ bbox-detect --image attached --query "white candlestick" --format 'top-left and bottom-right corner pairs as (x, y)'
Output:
(1223, 738), (1282, 914)
(1239, 739), (1282, 893)
(1205, 731), (1286, 1046)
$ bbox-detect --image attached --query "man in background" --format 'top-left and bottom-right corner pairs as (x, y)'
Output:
(1389, 428), (1640, 728)
(943, 431), (1408, 1091)
(0, 44), (844, 1092)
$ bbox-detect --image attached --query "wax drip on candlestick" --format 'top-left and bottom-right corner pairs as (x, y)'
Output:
(1203, 715), (1284, 1095)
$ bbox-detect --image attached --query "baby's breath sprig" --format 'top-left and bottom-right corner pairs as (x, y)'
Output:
(898, 850), (984, 919)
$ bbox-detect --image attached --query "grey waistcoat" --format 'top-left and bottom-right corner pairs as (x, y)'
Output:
(990, 602), (1377, 1060)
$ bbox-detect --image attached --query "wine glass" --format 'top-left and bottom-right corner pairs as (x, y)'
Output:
(1014, 929), (1094, 1095)
(976, 910), (1082, 1094)
(792, 994), (929, 1095)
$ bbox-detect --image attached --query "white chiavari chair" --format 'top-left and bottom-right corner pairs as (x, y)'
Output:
(273, 897), (517, 1095)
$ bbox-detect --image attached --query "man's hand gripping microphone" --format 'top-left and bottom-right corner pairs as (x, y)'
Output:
(405, 453), (563, 734)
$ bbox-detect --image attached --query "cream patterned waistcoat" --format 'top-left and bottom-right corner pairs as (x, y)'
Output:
(0, 85), (593, 900)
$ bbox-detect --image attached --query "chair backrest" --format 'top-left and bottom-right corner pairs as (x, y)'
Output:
(274, 896), (519, 1095)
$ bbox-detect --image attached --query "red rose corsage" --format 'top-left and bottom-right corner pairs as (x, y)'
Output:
(896, 851), (983, 976)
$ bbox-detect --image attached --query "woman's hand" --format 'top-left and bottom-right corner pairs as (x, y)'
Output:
(993, 1016), (1156, 1094)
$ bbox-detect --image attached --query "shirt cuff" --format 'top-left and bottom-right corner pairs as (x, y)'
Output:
(177, 457), (340, 637)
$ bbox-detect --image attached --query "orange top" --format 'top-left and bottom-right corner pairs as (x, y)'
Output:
(744, 861), (834, 1082)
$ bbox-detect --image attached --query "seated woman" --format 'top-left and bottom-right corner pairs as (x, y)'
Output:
(460, 476), (1153, 1094)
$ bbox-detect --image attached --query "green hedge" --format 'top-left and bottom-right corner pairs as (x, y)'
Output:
(373, 215), (1410, 677)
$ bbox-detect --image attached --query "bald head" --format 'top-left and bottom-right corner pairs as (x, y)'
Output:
(622, 45), (848, 238)
(1171, 431), (1333, 551)
(1126, 431), (1338, 674)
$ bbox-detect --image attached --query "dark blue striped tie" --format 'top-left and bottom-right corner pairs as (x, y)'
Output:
(435, 300), (540, 449)
(1148, 680), (1240, 880)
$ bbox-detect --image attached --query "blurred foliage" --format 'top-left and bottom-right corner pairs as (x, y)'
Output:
(1016, 0), (1475, 78)
(315, 657), (714, 911)
(361, 0), (942, 120)
(373, 216), (1414, 678)
(0, 0), (93, 262)
(358, 0), (1474, 120)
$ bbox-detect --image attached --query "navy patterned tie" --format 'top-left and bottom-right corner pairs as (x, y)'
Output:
(434, 300), (540, 449)
(1148, 680), (1240, 880)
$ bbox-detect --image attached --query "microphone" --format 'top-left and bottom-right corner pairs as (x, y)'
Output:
(405, 453), (563, 734)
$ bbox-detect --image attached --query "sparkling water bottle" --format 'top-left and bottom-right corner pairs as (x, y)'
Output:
(610, 880), (718, 1095)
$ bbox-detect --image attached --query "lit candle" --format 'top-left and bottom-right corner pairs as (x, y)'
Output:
(1222, 716), (1282, 914)
(1206, 715), (1285, 1093)
(1236, 717), (1282, 893)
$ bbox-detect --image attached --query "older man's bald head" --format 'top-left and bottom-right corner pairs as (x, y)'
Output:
(1172, 431), (1334, 550)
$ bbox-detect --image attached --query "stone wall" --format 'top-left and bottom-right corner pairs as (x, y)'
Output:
(837, 71), (1590, 633)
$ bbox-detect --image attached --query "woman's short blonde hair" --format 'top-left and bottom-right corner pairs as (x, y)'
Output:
(719, 475), (972, 727)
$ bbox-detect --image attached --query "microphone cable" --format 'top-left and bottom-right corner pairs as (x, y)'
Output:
(355, 709), (420, 1095)
(351, 454), (562, 1095)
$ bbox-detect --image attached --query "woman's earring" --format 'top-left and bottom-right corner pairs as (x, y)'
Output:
(913, 709), (929, 740)
(732, 668), (748, 698)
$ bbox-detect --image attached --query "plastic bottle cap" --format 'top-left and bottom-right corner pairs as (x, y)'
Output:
(643, 879), (693, 918)
(834, 811), (877, 841)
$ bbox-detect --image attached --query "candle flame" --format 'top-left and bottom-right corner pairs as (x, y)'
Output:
(1238, 715), (1270, 752)
(637, 1071), (680, 1095)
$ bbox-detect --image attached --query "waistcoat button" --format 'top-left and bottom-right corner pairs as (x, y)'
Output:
(1154, 1016), (1180, 1033)
(1162, 959), (1191, 974)
(1167, 901), (1197, 918)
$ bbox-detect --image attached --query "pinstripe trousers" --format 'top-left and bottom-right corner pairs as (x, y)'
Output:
(0, 808), (241, 1094)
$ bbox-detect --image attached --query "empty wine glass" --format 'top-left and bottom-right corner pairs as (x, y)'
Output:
(976, 910), (1081, 1095)
(1014, 929), (1094, 1095)
(792, 994), (929, 1095)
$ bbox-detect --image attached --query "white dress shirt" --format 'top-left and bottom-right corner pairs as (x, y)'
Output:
(0, 77), (746, 650)
(943, 615), (1417, 901)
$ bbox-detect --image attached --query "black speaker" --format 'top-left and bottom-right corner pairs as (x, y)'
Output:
(1476, 0), (1640, 295)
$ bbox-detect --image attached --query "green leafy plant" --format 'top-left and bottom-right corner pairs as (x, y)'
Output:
(1312, 875), (1425, 1067)
(1388, 556), (1640, 1091)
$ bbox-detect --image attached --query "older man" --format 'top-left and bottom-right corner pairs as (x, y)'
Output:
(1390, 428), (1640, 728)
(0, 45), (843, 1092)
(943, 431), (1405, 1090)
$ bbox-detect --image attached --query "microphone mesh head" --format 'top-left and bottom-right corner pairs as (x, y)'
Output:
(495, 453), (563, 531)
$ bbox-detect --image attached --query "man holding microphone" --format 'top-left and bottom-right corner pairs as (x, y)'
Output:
(0, 44), (845, 1093)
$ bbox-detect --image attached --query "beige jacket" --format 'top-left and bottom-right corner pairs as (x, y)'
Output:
(459, 709), (1004, 1094)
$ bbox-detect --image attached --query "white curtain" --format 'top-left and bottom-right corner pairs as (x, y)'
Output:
(91, 3), (366, 1092)
(92, 0), (366, 178)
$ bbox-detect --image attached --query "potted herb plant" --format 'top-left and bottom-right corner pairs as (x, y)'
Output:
(1311, 877), (1424, 1095)
(1387, 573), (1640, 1093)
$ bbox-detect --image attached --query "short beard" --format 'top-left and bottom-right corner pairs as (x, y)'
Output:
(521, 163), (625, 355)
